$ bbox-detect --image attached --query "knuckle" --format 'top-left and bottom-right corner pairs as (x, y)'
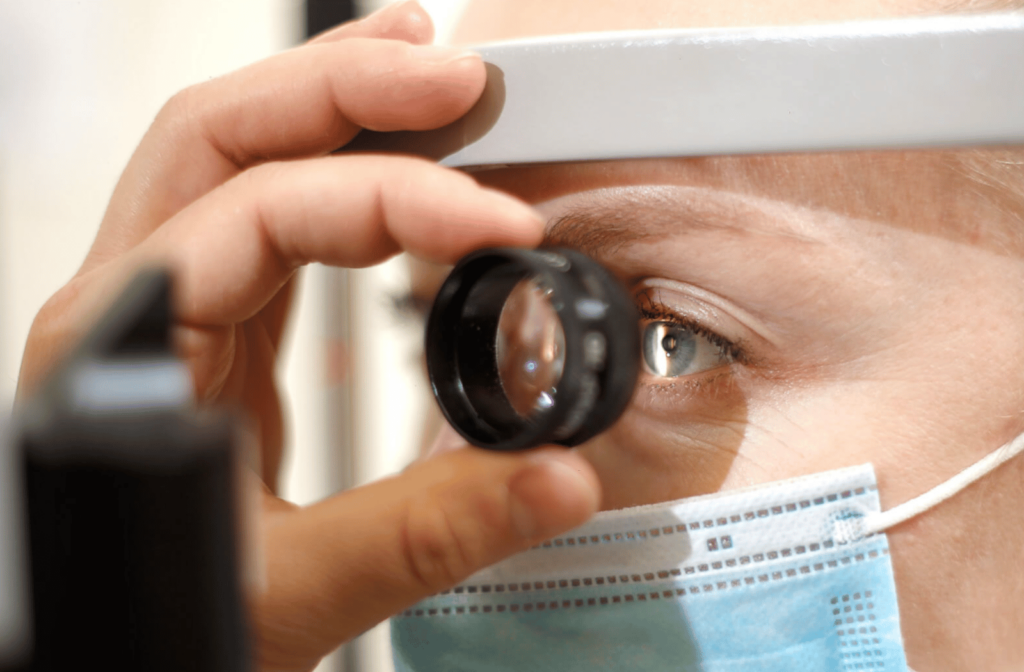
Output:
(157, 85), (245, 167)
(400, 496), (474, 594)
(155, 85), (200, 136)
(381, 14), (433, 46)
(378, 159), (427, 212)
(232, 162), (287, 223)
(238, 160), (280, 191)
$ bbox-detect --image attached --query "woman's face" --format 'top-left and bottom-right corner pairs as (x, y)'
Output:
(448, 0), (1024, 509)
(435, 2), (1024, 667)
(468, 157), (1024, 513)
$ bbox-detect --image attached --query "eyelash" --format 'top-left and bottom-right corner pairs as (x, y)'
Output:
(634, 290), (748, 366)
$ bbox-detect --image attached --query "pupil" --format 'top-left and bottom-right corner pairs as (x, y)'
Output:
(662, 333), (678, 355)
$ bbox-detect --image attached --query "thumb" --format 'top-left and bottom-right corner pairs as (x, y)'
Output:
(254, 444), (600, 670)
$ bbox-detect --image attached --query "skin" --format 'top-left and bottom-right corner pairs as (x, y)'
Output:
(446, 2), (1024, 671)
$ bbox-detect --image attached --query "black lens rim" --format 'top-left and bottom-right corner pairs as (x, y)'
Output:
(426, 247), (640, 451)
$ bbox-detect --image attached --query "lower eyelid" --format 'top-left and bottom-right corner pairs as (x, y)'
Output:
(631, 366), (739, 418)
(638, 364), (734, 394)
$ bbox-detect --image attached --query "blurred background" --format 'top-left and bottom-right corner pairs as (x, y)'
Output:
(0, 0), (468, 669)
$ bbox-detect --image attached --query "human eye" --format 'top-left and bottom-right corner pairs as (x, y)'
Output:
(639, 316), (737, 379)
(632, 279), (756, 391)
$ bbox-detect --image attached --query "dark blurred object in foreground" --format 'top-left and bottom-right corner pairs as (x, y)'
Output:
(12, 270), (250, 672)
(306, 0), (356, 39)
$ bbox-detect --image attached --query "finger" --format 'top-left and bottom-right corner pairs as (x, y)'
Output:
(256, 447), (601, 663)
(48, 154), (540, 396)
(307, 0), (434, 46)
(87, 37), (484, 268)
(127, 154), (543, 327)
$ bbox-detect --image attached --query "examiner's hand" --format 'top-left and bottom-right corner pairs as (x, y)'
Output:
(15, 2), (601, 670)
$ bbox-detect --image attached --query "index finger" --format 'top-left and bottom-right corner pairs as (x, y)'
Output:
(116, 153), (543, 328)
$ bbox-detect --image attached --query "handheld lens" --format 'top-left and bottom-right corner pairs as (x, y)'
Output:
(426, 248), (640, 451)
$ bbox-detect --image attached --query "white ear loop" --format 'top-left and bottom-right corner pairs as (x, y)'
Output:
(834, 432), (1024, 544)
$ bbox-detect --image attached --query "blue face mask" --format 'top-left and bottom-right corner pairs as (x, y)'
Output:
(391, 434), (1024, 672)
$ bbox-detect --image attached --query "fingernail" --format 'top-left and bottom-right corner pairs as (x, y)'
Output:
(482, 188), (545, 229)
(507, 452), (600, 540)
(411, 43), (481, 64)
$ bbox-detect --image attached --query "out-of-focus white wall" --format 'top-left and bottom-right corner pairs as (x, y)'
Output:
(0, 0), (304, 400)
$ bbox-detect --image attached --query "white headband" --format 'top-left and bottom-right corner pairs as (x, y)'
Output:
(347, 12), (1024, 168)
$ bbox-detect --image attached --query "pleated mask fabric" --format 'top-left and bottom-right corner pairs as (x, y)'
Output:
(392, 464), (908, 672)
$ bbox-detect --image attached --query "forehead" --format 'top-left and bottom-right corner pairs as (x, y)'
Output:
(472, 154), (1019, 256)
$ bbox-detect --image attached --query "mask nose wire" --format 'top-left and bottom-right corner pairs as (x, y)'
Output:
(835, 432), (1024, 544)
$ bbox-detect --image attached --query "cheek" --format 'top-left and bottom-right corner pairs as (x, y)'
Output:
(576, 372), (916, 511)
(577, 373), (750, 509)
(714, 384), (899, 491)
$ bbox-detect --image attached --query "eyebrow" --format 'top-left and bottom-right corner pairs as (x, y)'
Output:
(541, 192), (827, 257)
(542, 209), (654, 257)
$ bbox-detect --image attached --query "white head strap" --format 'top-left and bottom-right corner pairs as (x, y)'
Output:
(349, 12), (1024, 168)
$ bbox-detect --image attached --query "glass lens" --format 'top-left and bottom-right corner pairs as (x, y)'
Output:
(495, 277), (566, 417)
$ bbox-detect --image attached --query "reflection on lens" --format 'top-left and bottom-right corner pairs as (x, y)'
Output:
(495, 277), (566, 417)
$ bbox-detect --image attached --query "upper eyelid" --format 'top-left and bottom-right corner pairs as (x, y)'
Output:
(637, 303), (722, 343)
(636, 277), (782, 349)
(633, 288), (752, 365)
(631, 277), (785, 365)
(634, 287), (727, 342)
